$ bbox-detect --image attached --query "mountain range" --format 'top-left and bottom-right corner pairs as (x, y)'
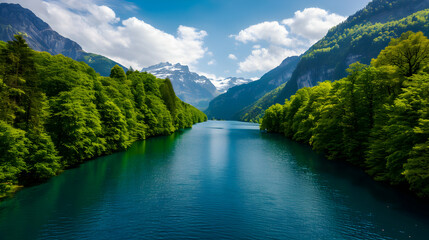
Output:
(206, 0), (429, 121)
(0, 3), (126, 76)
(142, 62), (253, 110)
(142, 62), (218, 110)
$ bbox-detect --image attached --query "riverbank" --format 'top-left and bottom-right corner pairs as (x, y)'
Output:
(1, 121), (429, 240)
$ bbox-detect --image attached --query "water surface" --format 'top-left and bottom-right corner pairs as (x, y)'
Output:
(1, 121), (428, 239)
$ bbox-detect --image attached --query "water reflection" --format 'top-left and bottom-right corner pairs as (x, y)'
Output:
(0, 121), (428, 240)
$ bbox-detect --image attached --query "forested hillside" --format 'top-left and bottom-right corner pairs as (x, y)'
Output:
(239, 0), (429, 122)
(261, 32), (429, 198)
(0, 36), (206, 198)
(279, 1), (429, 101)
(205, 56), (299, 120)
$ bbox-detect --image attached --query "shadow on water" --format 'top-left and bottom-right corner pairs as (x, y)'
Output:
(263, 132), (429, 205)
(260, 132), (429, 220)
(0, 128), (191, 240)
(1, 121), (428, 240)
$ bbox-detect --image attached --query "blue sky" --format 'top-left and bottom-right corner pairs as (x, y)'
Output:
(3, 0), (371, 80)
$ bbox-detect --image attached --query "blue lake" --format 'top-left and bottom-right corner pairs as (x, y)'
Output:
(1, 121), (428, 239)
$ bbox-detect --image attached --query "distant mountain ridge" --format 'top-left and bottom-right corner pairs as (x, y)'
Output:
(142, 62), (218, 110)
(205, 56), (300, 120)
(0, 3), (126, 76)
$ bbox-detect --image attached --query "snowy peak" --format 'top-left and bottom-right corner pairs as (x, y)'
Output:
(212, 77), (254, 93)
(142, 62), (189, 79)
(141, 62), (255, 109)
(141, 63), (217, 110)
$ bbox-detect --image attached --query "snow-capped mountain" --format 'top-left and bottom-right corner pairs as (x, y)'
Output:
(211, 77), (254, 93)
(142, 62), (218, 110)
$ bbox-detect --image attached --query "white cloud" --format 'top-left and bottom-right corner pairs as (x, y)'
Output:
(231, 21), (293, 47)
(232, 7), (345, 73)
(282, 8), (346, 43)
(228, 54), (237, 60)
(208, 60), (215, 65)
(238, 45), (303, 73)
(5, 0), (208, 69)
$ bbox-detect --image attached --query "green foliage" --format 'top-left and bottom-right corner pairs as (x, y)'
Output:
(373, 31), (429, 77)
(110, 65), (127, 81)
(206, 56), (300, 121)
(261, 32), (429, 198)
(0, 36), (206, 196)
(278, 7), (429, 107)
(0, 121), (28, 192)
(47, 88), (106, 166)
(78, 52), (127, 77)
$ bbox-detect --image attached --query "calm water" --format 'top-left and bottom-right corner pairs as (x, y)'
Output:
(1, 121), (429, 240)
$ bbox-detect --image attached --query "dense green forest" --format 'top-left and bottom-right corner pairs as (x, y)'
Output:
(241, 7), (429, 124)
(261, 32), (429, 198)
(279, 8), (429, 102)
(0, 36), (207, 197)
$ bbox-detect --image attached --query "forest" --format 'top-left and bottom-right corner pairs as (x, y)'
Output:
(0, 36), (207, 197)
(261, 31), (429, 198)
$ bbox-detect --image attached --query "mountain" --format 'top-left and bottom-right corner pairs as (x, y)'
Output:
(277, 0), (429, 101)
(0, 3), (126, 76)
(238, 83), (286, 122)
(205, 56), (300, 120)
(212, 77), (254, 93)
(142, 62), (218, 110)
(234, 0), (429, 122)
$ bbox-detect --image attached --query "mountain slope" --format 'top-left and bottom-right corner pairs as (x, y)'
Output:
(142, 62), (218, 110)
(238, 82), (286, 122)
(0, 3), (125, 76)
(205, 56), (300, 120)
(278, 0), (429, 100)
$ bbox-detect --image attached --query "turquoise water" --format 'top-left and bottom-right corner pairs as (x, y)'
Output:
(0, 121), (428, 239)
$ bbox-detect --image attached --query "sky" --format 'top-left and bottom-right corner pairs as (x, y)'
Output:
(1, 0), (371, 80)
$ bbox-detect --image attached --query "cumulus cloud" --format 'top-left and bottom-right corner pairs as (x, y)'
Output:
(228, 54), (237, 60)
(238, 45), (301, 73)
(282, 8), (346, 43)
(231, 21), (293, 46)
(208, 60), (215, 65)
(5, 0), (208, 69)
(233, 7), (345, 73)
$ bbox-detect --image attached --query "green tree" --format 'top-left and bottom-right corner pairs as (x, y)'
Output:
(110, 65), (126, 81)
(0, 121), (28, 192)
(373, 31), (429, 77)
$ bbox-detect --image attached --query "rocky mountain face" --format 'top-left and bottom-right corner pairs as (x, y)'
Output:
(142, 62), (218, 110)
(205, 56), (300, 120)
(0, 3), (125, 76)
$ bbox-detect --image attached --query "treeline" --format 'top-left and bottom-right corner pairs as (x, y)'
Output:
(0, 36), (206, 197)
(261, 31), (429, 198)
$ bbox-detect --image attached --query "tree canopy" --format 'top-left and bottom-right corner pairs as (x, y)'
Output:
(0, 35), (207, 197)
(261, 32), (429, 198)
